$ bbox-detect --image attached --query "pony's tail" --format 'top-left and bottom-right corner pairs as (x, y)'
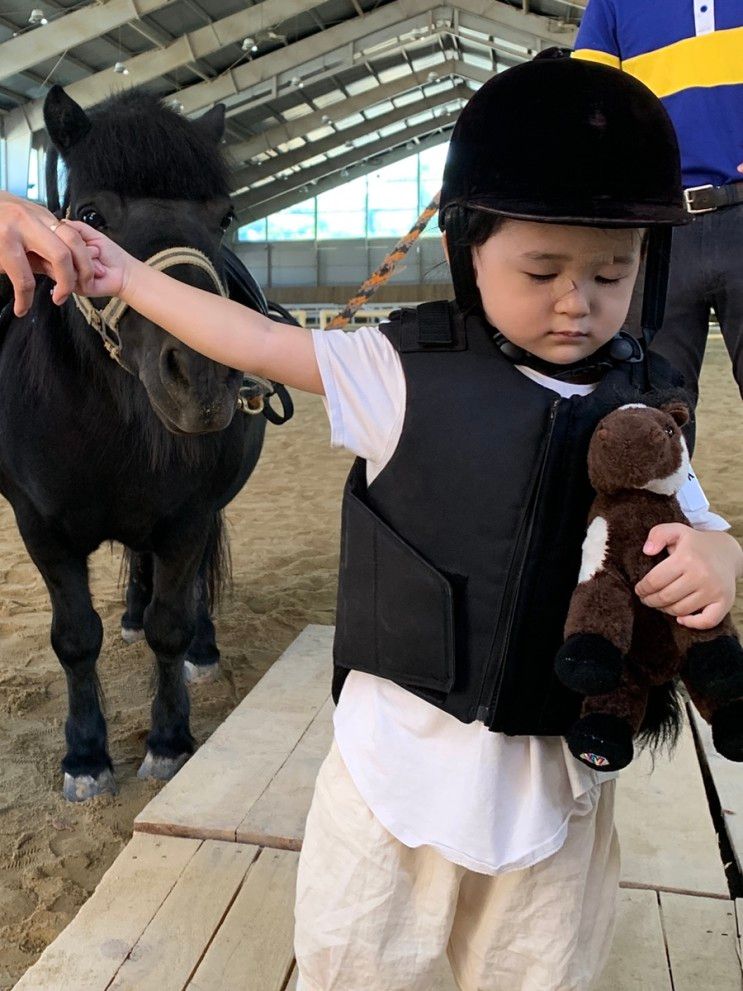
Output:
(636, 680), (683, 762)
(204, 510), (232, 612)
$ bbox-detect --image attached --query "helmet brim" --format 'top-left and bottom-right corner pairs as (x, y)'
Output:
(439, 197), (690, 231)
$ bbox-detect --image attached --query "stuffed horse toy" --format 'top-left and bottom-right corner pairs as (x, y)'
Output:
(555, 401), (743, 771)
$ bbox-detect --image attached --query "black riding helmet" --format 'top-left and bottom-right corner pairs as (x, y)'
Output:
(439, 49), (688, 353)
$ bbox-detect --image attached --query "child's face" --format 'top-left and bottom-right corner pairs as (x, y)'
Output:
(471, 219), (643, 364)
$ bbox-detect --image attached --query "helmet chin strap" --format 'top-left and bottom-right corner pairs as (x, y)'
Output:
(489, 328), (643, 383)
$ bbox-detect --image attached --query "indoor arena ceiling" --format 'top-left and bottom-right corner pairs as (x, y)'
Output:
(0, 0), (582, 222)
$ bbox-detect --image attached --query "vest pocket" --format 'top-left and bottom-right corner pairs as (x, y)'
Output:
(335, 486), (456, 692)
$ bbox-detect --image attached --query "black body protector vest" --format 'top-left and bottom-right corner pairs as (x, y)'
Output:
(332, 301), (687, 736)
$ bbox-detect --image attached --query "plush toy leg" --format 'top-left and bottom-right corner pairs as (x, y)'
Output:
(565, 676), (646, 772)
(557, 572), (634, 695)
(683, 634), (743, 705)
(684, 676), (743, 763)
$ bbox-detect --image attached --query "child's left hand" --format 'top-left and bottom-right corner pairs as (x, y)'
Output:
(635, 524), (743, 629)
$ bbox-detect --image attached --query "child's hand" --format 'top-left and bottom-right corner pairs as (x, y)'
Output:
(63, 220), (133, 301)
(635, 524), (743, 629)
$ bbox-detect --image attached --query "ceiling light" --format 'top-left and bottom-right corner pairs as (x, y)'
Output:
(28, 8), (47, 25)
(241, 37), (258, 53)
(340, 168), (350, 178)
(169, 99), (184, 113)
(114, 61), (129, 75)
(427, 71), (438, 82)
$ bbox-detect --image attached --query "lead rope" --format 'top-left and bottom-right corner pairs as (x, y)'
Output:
(70, 246), (272, 416)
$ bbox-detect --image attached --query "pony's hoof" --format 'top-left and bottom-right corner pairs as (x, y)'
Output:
(121, 625), (145, 645)
(63, 769), (117, 802)
(184, 658), (220, 684)
(137, 751), (190, 781)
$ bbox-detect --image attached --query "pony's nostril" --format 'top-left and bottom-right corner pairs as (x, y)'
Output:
(164, 347), (190, 390)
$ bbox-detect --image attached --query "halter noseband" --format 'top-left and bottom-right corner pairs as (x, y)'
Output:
(71, 246), (227, 372)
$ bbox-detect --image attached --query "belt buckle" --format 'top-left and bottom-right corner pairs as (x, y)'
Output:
(683, 184), (716, 214)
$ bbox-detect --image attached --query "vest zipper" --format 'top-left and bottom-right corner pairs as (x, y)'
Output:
(476, 397), (561, 726)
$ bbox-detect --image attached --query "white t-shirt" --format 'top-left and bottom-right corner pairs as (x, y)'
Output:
(312, 325), (728, 876)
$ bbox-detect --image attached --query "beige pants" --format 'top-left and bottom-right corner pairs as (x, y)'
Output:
(294, 742), (620, 991)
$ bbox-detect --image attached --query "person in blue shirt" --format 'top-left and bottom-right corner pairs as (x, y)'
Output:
(574, 0), (743, 400)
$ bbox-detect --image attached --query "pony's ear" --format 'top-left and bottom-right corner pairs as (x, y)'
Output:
(661, 400), (690, 428)
(43, 85), (91, 154)
(193, 104), (226, 144)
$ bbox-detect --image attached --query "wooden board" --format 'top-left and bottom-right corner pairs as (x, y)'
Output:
(595, 888), (672, 991)
(106, 840), (259, 991)
(187, 848), (298, 991)
(689, 705), (743, 877)
(13, 833), (202, 991)
(616, 720), (728, 896)
(660, 892), (742, 990)
(236, 697), (334, 849)
(135, 625), (333, 843)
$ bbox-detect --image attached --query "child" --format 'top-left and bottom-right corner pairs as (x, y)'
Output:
(43, 53), (743, 990)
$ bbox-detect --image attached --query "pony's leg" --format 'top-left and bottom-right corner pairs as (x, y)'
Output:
(121, 552), (152, 644)
(137, 533), (207, 780)
(15, 510), (114, 801)
(184, 566), (220, 684)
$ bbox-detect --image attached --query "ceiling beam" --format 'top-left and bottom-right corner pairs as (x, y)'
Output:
(234, 126), (453, 226)
(231, 83), (469, 190)
(0, 0), (178, 85)
(1, 0), (327, 136)
(234, 108), (459, 220)
(224, 61), (481, 165)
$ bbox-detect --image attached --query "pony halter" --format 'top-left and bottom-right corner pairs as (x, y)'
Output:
(71, 246), (227, 372)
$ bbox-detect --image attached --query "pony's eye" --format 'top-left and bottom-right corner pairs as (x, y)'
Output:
(219, 209), (236, 232)
(78, 208), (106, 229)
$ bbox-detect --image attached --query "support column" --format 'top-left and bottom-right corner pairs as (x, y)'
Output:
(2, 121), (32, 196)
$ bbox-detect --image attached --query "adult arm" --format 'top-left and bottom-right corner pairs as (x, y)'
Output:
(0, 192), (95, 317)
(571, 0), (622, 68)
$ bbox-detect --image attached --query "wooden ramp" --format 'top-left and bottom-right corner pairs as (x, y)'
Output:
(15, 625), (743, 990)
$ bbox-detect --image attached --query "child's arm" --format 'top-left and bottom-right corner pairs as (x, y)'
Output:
(66, 221), (323, 395)
(635, 526), (743, 629)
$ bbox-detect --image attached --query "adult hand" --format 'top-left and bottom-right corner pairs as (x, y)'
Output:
(0, 192), (96, 316)
(635, 524), (743, 629)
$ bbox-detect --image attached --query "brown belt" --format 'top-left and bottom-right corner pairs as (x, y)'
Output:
(683, 181), (743, 214)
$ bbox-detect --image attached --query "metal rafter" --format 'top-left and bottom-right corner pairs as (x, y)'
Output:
(233, 108), (459, 219)
(0, 0), (178, 85)
(235, 125), (453, 225)
(224, 60), (488, 166)
(2, 0), (329, 135)
(232, 82), (469, 190)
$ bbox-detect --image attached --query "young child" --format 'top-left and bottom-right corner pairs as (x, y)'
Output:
(46, 53), (743, 990)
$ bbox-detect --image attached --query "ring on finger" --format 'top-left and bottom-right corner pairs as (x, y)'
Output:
(49, 219), (65, 232)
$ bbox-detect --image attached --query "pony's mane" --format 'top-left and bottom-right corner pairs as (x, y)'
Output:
(63, 90), (230, 202)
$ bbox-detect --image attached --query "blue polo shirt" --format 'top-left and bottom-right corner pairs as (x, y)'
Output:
(573, 0), (743, 188)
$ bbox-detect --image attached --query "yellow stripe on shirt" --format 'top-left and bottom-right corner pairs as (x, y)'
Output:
(572, 48), (622, 70)
(621, 27), (743, 98)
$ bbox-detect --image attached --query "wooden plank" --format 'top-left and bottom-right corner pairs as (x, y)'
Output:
(660, 892), (743, 990)
(616, 719), (728, 896)
(736, 900), (743, 970)
(689, 704), (743, 877)
(107, 839), (259, 991)
(236, 697), (334, 849)
(135, 625), (333, 842)
(285, 957), (458, 991)
(13, 834), (201, 991)
(187, 848), (298, 991)
(595, 888), (672, 991)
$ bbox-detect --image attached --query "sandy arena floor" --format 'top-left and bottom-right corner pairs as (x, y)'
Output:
(0, 338), (741, 988)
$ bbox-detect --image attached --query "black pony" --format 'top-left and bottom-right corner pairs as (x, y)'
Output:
(0, 87), (291, 801)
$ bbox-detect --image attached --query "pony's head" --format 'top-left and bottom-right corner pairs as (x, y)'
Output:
(44, 86), (242, 435)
